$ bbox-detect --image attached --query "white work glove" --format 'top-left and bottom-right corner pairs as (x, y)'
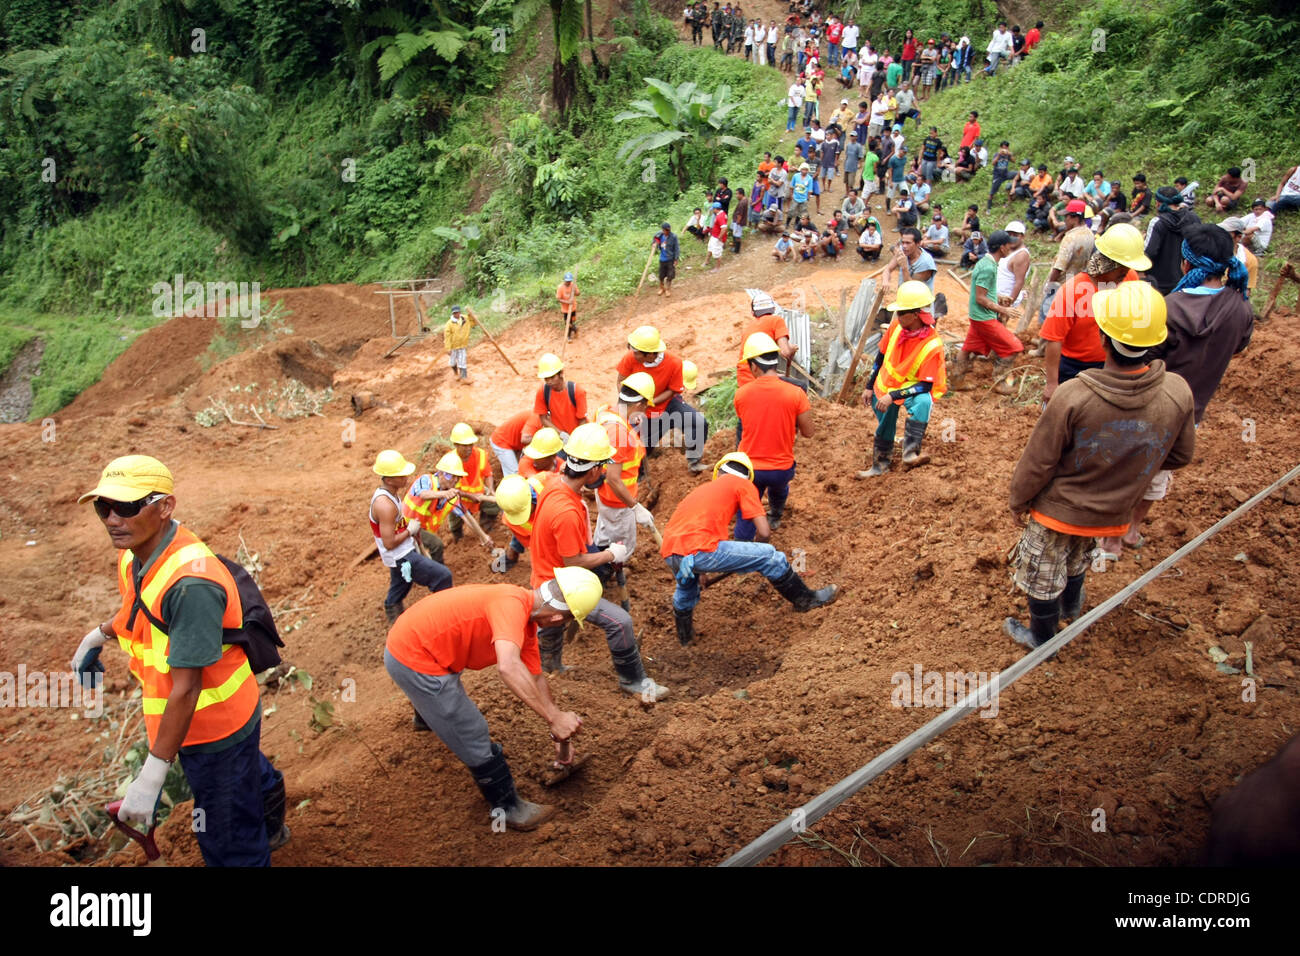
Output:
(119, 754), (170, 828)
(606, 542), (631, 564)
(632, 503), (654, 525)
(71, 625), (108, 672)
(406, 519), (422, 536)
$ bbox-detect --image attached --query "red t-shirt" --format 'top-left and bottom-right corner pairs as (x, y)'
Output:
(616, 351), (684, 416)
(902, 39), (917, 61)
(827, 22), (843, 44)
(529, 479), (590, 588)
(533, 382), (588, 435)
(735, 314), (792, 387)
(1041, 271), (1139, 363)
(1023, 27), (1041, 51)
(710, 210), (728, 239)
(735, 375), (811, 470)
(490, 411), (543, 452)
(660, 474), (765, 558)
(386, 585), (541, 676)
(961, 120), (981, 149)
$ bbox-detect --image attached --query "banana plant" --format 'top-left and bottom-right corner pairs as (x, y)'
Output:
(615, 78), (748, 193)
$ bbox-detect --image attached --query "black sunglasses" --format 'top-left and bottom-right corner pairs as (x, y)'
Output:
(94, 492), (165, 520)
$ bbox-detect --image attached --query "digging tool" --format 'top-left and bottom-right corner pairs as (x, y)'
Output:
(635, 511), (664, 549)
(945, 266), (970, 293)
(561, 311), (574, 360)
(620, 248), (659, 329)
(105, 800), (162, 863)
(465, 308), (522, 376)
(454, 498), (495, 551)
(541, 738), (591, 787)
(1262, 262), (1300, 322)
(700, 571), (737, 590)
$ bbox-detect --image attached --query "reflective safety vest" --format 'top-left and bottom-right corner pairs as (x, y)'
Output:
(400, 476), (456, 534)
(456, 447), (490, 515)
(875, 323), (945, 402)
(595, 406), (644, 509)
(112, 525), (259, 748)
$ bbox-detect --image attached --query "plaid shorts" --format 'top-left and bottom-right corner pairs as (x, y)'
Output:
(1012, 517), (1094, 601)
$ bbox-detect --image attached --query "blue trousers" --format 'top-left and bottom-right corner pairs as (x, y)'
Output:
(386, 551), (453, 609)
(734, 465), (797, 541)
(1058, 354), (1104, 384)
(642, 395), (709, 463)
(874, 391), (932, 444)
(787, 105), (799, 131)
(666, 542), (791, 612)
(180, 718), (282, 867)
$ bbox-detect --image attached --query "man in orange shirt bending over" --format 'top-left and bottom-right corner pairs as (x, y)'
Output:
(734, 332), (812, 534)
(1039, 223), (1150, 404)
(661, 453), (839, 646)
(617, 326), (709, 473)
(384, 571), (598, 830)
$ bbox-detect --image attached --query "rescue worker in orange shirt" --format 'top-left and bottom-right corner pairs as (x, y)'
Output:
(383, 570), (600, 830)
(488, 411), (542, 477)
(617, 326), (709, 473)
(448, 422), (500, 538)
(492, 472), (557, 572)
(534, 353), (589, 440)
(593, 373), (657, 555)
(528, 423), (669, 699)
(734, 294), (805, 447)
(734, 332), (813, 536)
(557, 272), (580, 340)
(1040, 223), (1150, 404)
(661, 452), (840, 646)
(72, 455), (287, 865)
(857, 280), (948, 477)
(518, 428), (564, 479)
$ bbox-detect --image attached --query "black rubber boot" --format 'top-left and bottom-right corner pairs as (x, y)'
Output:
(766, 500), (786, 531)
(1059, 574), (1086, 622)
(771, 567), (840, 612)
(901, 418), (930, 469)
(468, 743), (553, 830)
(674, 607), (696, 646)
(539, 629), (568, 674)
(857, 438), (894, 478)
(613, 652), (669, 700)
(263, 774), (288, 849)
(383, 602), (403, 625)
(1003, 597), (1061, 649)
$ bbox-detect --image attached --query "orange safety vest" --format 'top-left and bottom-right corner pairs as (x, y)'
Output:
(401, 479), (456, 533)
(874, 323), (946, 403)
(456, 447), (490, 515)
(111, 525), (259, 748)
(595, 406), (644, 509)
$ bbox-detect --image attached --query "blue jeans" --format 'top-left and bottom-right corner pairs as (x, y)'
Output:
(1058, 355), (1104, 384)
(386, 551), (453, 609)
(734, 465), (797, 541)
(828, 42), (840, 65)
(665, 542), (791, 611)
(1268, 194), (1300, 215)
(642, 394), (709, 463)
(874, 391), (932, 443)
(180, 717), (281, 867)
(985, 51), (1003, 74)
(787, 105), (799, 130)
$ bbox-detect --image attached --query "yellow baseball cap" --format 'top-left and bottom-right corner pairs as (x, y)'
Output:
(78, 455), (175, 504)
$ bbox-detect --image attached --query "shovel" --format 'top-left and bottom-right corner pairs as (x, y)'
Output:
(105, 799), (162, 862)
(541, 739), (591, 787)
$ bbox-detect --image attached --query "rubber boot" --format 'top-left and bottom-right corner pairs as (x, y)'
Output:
(766, 500), (786, 531)
(992, 356), (1017, 395)
(383, 601), (403, 625)
(613, 652), (670, 700)
(1003, 597), (1061, 649)
(901, 417), (930, 469)
(263, 775), (289, 851)
(469, 742), (555, 831)
(856, 439), (893, 478)
(949, 351), (976, 391)
(771, 567), (840, 612)
(413, 706), (431, 732)
(674, 607), (696, 646)
(539, 629), (569, 675)
(1059, 574), (1086, 622)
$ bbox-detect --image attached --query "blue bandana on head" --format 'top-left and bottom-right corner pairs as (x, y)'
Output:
(1171, 239), (1250, 299)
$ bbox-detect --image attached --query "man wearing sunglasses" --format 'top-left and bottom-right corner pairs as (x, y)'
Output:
(72, 455), (287, 866)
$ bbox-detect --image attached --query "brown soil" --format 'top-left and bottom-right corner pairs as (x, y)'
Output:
(1, 183), (1297, 867)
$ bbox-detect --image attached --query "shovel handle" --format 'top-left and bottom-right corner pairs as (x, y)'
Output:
(105, 800), (161, 860)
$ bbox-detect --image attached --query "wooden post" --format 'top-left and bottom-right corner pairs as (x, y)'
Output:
(1262, 262), (1299, 322)
(465, 308), (522, 376)
(1019, 266), (1048, 334)
(836, 287), (885, 404)
(945, 267), (970, 293)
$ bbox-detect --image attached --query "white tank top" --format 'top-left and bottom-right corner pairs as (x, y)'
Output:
(997, 246), (1029, 305)
(370, 488), (415, 567)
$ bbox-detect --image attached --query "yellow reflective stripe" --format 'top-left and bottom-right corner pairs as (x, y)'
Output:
(141, 649), (252, 715)
(881, 327), (942, 390)
(148, 624), (170, 674)
(139, 542), (213, 608)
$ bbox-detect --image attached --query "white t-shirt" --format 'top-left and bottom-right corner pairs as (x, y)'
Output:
(811, 128), (826, 146)
(787, 83), (806, 107)
(768, 25), (779, 44)
(1244, 210), (1273, 248)
(976, 146), (988, 166)
(1281, 166), (1300, 198)
(997, 246), (1030, 304)
(864, 51), (878, 69)
(869, 99), (888, 125)
(988, 28), (1012, 54)
(842, 25), (860, 49)
(859, 228), (882, 248)
(744, 24), (755, 44)
(1059, 175), (1084, 198)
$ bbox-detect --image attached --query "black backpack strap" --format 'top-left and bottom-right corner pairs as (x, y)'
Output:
(567, 381), (576, 406)
(543, 383), (552, 410)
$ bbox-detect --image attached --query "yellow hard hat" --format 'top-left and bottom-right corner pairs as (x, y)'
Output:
(435, 451), (469, 477)
(548, 566), (603, 624)
(537, 353), (564, 379)
(79, 454), (175, 504)
(742, 331), (782, 362)
(371, 449), (416, 478)
(523, 428), (564, 458)
(886, 280), (936, 312)
(713, 451), (755, 481)
(682, 360), (698, 390)
(563, 422), (615, 468)
(449, 422), (478, 445)
(619, 372), (656, 404)
(628, 325), (666, 353)
(495, 474), (536, 525)
(1092, 281), (1168, 349)
(1094, 223), (1153, 272)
